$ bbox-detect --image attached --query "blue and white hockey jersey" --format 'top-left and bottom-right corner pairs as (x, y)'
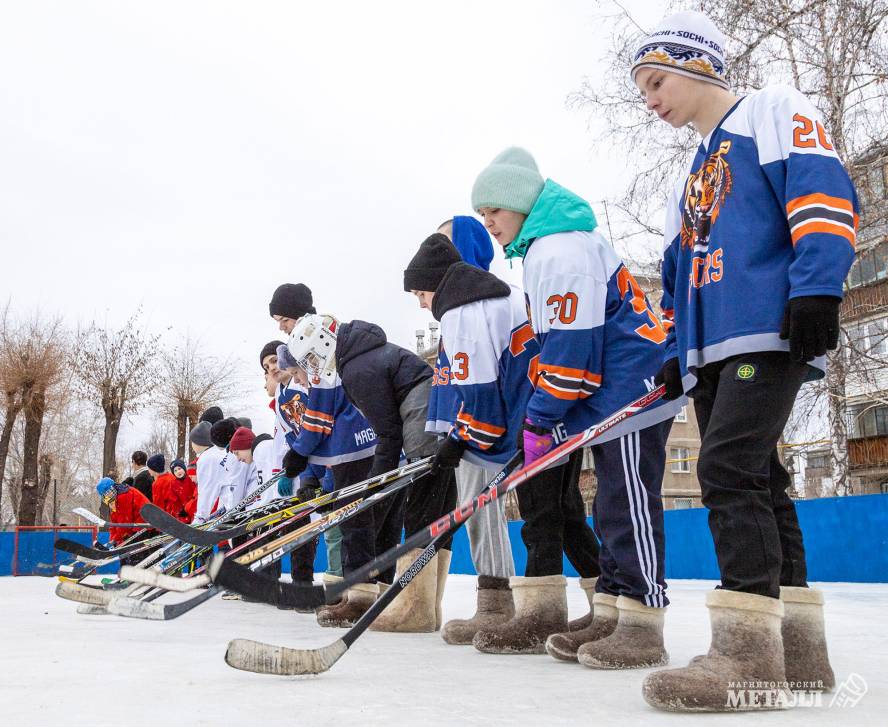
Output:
(426, 215), (496, 436)
(662, 85), (858, 389)
(433, 263), (538, 466)
(285, 373), (377, 467)
(514, 181), (683, 442)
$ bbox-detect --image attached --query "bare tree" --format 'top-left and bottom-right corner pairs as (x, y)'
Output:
(0, 305), (26, 510)
(571, 0), (888, 495)
(158, 335), (242, 458)
(71, 308), (161, 479)
(0, 309), (66, 525)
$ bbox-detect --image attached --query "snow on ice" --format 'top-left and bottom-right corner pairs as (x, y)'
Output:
(0, 576), (884, 726)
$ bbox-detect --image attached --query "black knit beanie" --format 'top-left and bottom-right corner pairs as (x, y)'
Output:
(210, 417), (239, 448)
(199, 406), (224, 425)
(259, 340), (285, 369)
(403, 234), (462, 293)
(269, 283), (316, 319)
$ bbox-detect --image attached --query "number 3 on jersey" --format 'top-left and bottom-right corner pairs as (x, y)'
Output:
(617, 267), (668, 344)
(451, 352), (469, 381)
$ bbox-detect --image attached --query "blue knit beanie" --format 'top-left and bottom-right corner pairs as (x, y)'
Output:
(147, 454), (165, 473)
(471, 147), (544, 215)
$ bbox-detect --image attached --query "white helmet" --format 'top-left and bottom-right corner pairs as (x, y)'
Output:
(286, 314), (338, 383)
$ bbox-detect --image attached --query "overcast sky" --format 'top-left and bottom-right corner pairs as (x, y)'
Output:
(0, 0), (667, 451)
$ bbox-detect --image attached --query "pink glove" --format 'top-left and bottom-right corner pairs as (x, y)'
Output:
(522, 418), (554, 467)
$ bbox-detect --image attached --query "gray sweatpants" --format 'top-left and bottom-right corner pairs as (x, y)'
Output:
(457, 459), (515, 579)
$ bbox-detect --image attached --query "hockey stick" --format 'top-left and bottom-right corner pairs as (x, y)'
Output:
(141, 458), (432, 547)
(71, 508), (149, 529)
(110, 466), (432, 616)
(224, 454), (521, 675)
(212, 386), (666, 609)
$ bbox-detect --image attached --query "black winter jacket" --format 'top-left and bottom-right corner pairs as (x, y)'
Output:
(336, 320), (432, 476)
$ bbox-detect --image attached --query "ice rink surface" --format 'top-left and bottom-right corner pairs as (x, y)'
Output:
(0, 576), (884, 726)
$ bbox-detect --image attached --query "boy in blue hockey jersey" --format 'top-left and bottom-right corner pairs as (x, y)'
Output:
(631, 11), (854, 711)
(268, 283), (381, 628)
(404, 234), (601, 655)
(472, 147), (682, 669)
(427, 217), (517, 645)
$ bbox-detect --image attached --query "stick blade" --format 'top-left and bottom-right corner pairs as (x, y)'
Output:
(119, 565), (210, 592)
(106, 595), (169, 620)
(225, 637), (347, 675)
(55, 581), (114, 606)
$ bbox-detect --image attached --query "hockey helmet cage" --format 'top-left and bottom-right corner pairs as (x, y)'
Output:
(286, 314), (339, 383)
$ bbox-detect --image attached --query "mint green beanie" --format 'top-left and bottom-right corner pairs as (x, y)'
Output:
(471, 147), (544, 215)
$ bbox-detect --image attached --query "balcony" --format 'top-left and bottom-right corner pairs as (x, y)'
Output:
(848, 434), (888, 469)
(843, 278), (888, 321)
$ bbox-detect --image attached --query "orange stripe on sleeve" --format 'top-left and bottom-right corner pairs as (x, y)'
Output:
(538, 376), (580, 401)
(790, 221), (856, 248)
(786, 193), (854, 215)
(304, 409), (334, 423)
(457, 412), (506, 437)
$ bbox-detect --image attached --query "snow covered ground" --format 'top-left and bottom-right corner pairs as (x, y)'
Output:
(0, 576), (884, 726)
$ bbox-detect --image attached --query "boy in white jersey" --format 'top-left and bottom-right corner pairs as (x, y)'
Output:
(631, 10), (854, 711)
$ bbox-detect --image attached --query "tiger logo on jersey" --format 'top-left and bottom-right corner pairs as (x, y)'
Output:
(681, 140), (733, 251)
(280, 390), (307, 434)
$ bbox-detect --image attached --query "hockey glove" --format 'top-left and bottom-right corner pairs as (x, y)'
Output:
(520, 418), (554, 467)
(282, 448), (309, 479)
(779, 296), (841, 363)
(296, 475), (320, 503)
(431, 435), (466, 474)
(654, 357), (683, 400)
(277, 476), (295, 498)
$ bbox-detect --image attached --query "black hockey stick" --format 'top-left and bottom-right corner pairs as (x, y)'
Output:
(107, 470), (428, 619)
(211, 386), (666, 609)
(224, 454), (521, 675)
(141, 459), (431, 547)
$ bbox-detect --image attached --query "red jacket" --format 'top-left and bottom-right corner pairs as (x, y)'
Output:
(185, 459), (199, 520)
(109, 486), (149, 544)
(153, 473), (197, 523)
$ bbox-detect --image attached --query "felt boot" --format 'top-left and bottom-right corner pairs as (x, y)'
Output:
(643, 589), (790, 712)
(473, 575), (567, 655)
(545, 592), (617, 662)
(441, 576), (515, 645)
(316, 582), (377, 628)
(578, 595), (668, 669)
(781, 586), (834, 691)
(369, 549), (438, 633)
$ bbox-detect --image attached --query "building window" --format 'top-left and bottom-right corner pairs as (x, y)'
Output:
(670, 447), (691, 473)
(849, 403), (888, 439)
(848, 241), (888, 288)
(806, 453), (829, 470)
(674, 405), (687, 423)
(880, 483), (888, 495)
(673, 497), (694, 509)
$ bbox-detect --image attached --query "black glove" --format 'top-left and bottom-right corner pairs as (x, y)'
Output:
(779, 296), (841, 363)
(282, 448), (309, 478)
(296, 475), (320, 503)
(93, 540), (109, 551)
(431, 436), (466, 474)
(654, 357), (683, 400)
